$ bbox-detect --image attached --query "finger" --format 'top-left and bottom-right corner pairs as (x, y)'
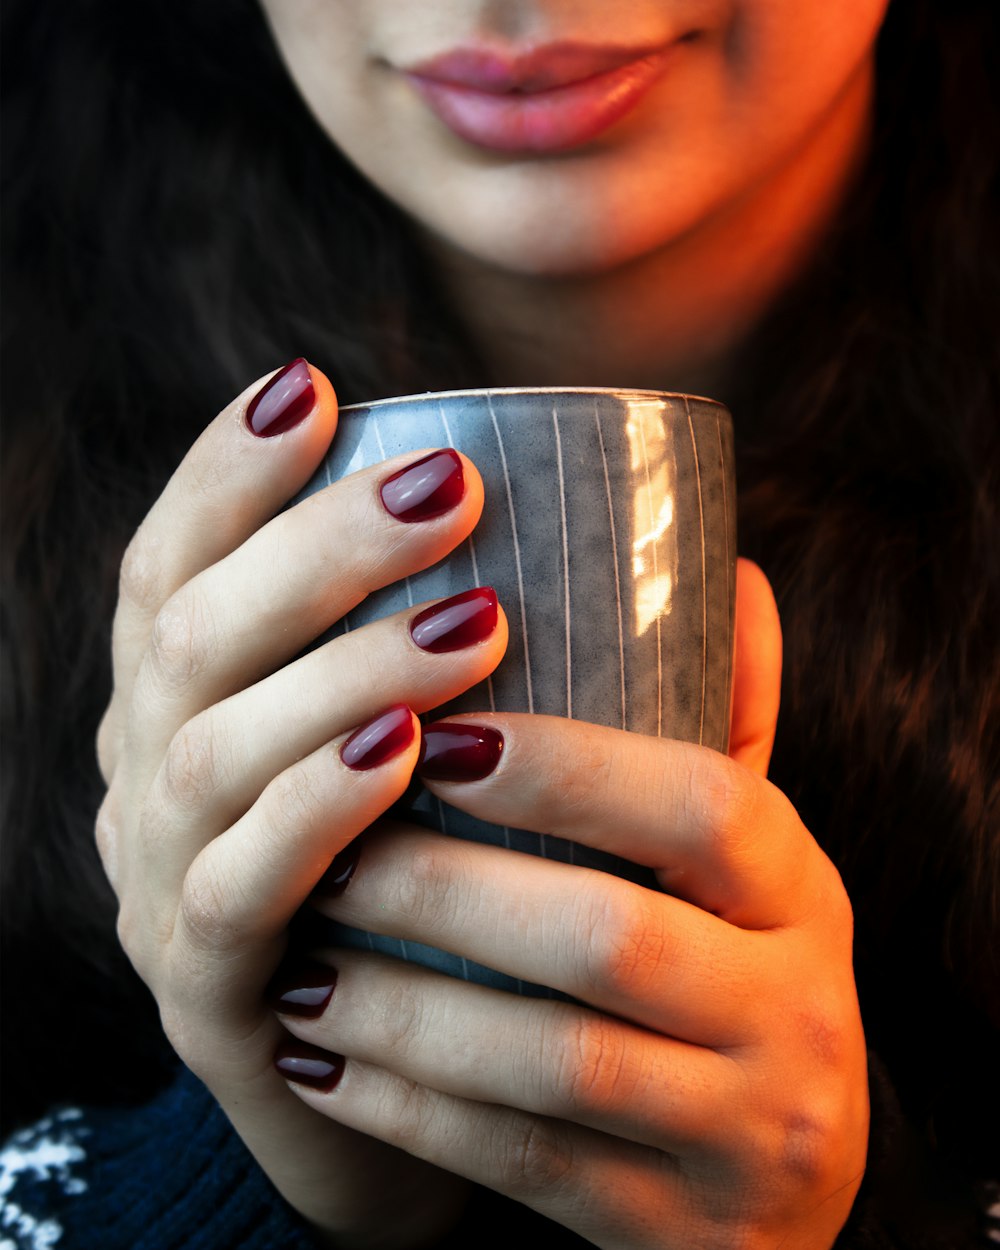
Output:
(129, 593), (507, 910)
(315, 825), (759, 1044)
(277, 1048), (696, 1249)
(100, 359), (337, 780)
(729, 558), (782, 777)
(272, 950), (743, 1156)
(416, 714), (821, 929)
(151, 707), (421, 1015)
(124, 447), (483, 778)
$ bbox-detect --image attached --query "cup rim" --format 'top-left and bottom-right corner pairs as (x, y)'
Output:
(341, 386), (729, 412)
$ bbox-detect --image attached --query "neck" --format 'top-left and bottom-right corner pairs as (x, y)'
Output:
(423, 64), (873, 398)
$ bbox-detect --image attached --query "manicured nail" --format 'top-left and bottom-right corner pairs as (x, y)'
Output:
(245, 358), (314, 437)
(340, 704), (415, 771)
(274, 1040), (345, 1092)
(410, 587), (498, 654)
(417, 722), (504, 782)
(314, 839), (363, 898)
(267, 961), (338, 1018)
(379, 450), (464, 522)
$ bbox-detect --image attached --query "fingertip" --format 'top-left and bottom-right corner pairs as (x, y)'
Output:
(340, 703), (420, 773)
(304, 361), (339, 437)
(735, 559), (781, 646)
(731, 558), (783, 776)
(494, 599), (511, 657)
(453, 449), (485, 528)
(240, 358), (337, 447)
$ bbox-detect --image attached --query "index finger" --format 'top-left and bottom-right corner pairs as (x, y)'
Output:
(417, 715), (833, 930)
(99, 359), (337, 779)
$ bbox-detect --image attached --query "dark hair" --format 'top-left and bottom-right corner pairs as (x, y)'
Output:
(3, 0), (997, 1186)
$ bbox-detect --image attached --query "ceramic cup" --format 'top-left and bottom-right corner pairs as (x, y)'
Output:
(297, 387), (736, 995)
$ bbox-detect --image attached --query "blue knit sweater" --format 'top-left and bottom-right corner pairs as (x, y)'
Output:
(1, 1059), (992, 1249)
(0, 1067), (317, 1250)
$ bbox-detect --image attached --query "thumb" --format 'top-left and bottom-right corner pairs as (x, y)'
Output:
(728, 558), (782, 776)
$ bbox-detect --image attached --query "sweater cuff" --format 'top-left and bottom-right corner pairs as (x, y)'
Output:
(3, 1063), (323, 1250)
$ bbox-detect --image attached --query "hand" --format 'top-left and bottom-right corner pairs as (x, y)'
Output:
(275, 562), (870, 1249)
(94, 360), (509, 1247)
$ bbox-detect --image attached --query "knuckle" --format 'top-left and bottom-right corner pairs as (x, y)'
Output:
(581, 887), (672, 999)
(378, 1074), (435, 1156)
(682, 753), (798, 895)
(495, 1114), (575, 1199)
(96, 708), (119, 784)
(119, 531), (166, 615)
(260, 763), (324, 837)
(769, 1104), (843, 1191)
(179, 863), (243, 952)
(394, 842), (462, 936)
(696, 756), (762, 852)
(94, 791), (120, 884)
(369, 976), (423, 1066)
(792, 994), (855, 1072)
(160, 717), (221, 813)
(549, 1012), (631, 1115)
(148, 593), (211, 693)
(114, 899), (139, 960)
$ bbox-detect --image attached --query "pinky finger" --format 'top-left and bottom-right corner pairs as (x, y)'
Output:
(277, 1050), (694, 1250)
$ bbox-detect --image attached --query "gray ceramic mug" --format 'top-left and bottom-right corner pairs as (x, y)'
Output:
(297, 387), (736, 995)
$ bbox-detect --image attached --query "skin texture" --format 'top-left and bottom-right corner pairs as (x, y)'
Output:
(97, 2), (890, 1244)
(258, 0), (888, 391)
(97, 366), (868, 1249)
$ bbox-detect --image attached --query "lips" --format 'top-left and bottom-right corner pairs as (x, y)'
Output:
(402, 42), (672, 154)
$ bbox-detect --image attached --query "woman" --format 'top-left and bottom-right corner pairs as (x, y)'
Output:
(2, 1), (997, 1247)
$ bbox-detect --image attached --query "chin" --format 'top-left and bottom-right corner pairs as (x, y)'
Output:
(402, 148), (709, 280)
(426, 204), (673, 280)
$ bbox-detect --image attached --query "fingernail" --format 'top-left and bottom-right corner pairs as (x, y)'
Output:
(314, 838), (363, 898)
(379, 450), (464, 522)
(340, 704), (415, 771)
(275, 1040), (345, 1092)
(410, 587), (498, 654)
(245, 358), (315, 437)
(417, 722), (504, 782)
(267, 961), (338, 1018)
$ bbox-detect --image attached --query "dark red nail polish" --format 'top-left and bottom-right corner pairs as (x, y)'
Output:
(340, 704), (414, 771)
(245, 358), (314, 437)
(410, 587), (498, 654)
(274, 1040), (345, 1092)
(267, 961), (338, 1018)
(315, 839), (363, 898)
(379, 450), (464, 522)
(417, 722), (504, 782)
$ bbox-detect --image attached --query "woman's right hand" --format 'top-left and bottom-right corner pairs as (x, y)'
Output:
(94, 360), (507, 1247)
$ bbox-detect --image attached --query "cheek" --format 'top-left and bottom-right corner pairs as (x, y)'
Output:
(259, 0), (379, 139)
(398, 157), (706, 277)
(726, 0), (890, 110)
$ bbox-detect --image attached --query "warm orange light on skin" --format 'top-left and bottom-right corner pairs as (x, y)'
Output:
(261, 1), (887, 393)
(427, 54), (875, 395)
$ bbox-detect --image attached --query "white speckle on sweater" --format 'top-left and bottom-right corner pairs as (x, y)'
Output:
(0, 1110), (89, 1249)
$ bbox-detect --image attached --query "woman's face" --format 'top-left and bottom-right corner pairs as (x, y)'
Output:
(258, 1), (890, 276)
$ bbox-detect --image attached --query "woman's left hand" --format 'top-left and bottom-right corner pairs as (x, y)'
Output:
(275, 562), (870, 1250)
